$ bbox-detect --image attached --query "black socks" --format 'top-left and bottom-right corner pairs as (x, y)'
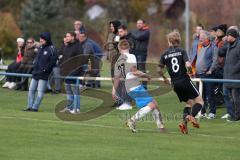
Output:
(183, 107), (191, 121)
(191, 103), (203, 117)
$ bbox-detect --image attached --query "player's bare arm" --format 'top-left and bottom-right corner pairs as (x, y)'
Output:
(112, 75), (120, 100)
(157, 66), (170, 84)
(130, 66), (151, 80)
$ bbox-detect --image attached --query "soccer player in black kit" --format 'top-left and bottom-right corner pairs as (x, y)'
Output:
(158, 31), (204, 134)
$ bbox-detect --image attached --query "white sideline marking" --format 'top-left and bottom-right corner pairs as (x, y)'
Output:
(0, 115), (239, 140)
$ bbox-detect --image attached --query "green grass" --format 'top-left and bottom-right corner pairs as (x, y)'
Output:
(0, 60), (240, 160)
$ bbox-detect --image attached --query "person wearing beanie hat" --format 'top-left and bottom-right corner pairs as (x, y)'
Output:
(23, 32), (57, 112)
(2, 37), (25, 89)
(214, 24), (228, 48)
(223, 28), (240, 121)
(17, 38), (25, 43)
(226, 28), (239, 39)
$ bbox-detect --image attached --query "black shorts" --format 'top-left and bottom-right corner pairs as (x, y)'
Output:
(173, 79), (200, 102)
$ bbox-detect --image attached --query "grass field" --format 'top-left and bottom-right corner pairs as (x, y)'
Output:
(0, 60), (240, 160)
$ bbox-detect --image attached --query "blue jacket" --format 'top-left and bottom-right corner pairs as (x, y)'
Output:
(196, 42), (217, 74)
(88, 39), (103, 58)
(32, 32), (57, 80)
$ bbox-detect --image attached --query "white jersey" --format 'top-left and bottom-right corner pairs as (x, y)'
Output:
(114, 53), (141, 92)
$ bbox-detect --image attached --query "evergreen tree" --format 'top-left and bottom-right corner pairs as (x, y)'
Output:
(20, 0), (67, 46)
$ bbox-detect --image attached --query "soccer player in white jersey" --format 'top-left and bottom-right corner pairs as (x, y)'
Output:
(112, 40), (166, 133)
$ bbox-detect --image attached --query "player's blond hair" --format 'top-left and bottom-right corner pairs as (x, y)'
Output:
(167, 30), (181, 46)
(118, 39), (130, 50)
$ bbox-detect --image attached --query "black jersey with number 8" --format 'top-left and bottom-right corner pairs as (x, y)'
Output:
(159, 47), (189, 82)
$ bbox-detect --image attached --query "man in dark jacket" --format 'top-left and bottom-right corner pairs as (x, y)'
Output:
(223, 29), (240, 121)
(131, 19), (150, 89)
(118, 25), (135, 54)
(24, 32), (57, 112)
(60, 31), (83, 114)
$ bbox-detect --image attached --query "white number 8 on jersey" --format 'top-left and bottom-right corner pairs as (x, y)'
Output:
(171, 57), (179, 73)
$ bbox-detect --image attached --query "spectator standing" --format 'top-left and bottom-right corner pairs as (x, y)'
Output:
(131, 19), (150, 89)
(189, 24), (204, 75)
(106, 20), (121, 62)
(223, 29), (240, 121)
(78, 31), (103, 88)
(23, 32), (57, 112)
(195, 30), (218, 119)
(74, 20), (85, 33)
(60, 32), (83, 114)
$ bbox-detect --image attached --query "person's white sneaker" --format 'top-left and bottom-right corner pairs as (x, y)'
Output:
(207, 113), (216, 119)
(116, 103), (132, 110)
(8, 82), (16, 89)
(69, 108), (80, 114)
(221, 114), (230, 119)
(2, 81), (10, 88)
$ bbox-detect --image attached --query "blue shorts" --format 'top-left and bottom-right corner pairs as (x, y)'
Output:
(128, 85), (153, 109)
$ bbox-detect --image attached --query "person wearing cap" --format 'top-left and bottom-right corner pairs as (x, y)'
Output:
(218, 26), (239, 120)
(223, 28), (240, 121)
(2, 38), (25, 89)
(23, 32), (57, 112)
(215, 24), (228, 48)
(209, 24), (228, 108)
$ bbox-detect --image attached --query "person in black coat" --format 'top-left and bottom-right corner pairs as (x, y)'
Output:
(131, 19), (150, 89)
(223, 29), (240, 121)
(24, 32), (57, 112)
(59, 31), (83, 114)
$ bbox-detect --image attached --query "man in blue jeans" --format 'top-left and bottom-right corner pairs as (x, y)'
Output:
(195, 30), (218, 119)
(24, 32), (57, 112)
(59, 31), (83, 114)
(223, 29), (240, 121)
